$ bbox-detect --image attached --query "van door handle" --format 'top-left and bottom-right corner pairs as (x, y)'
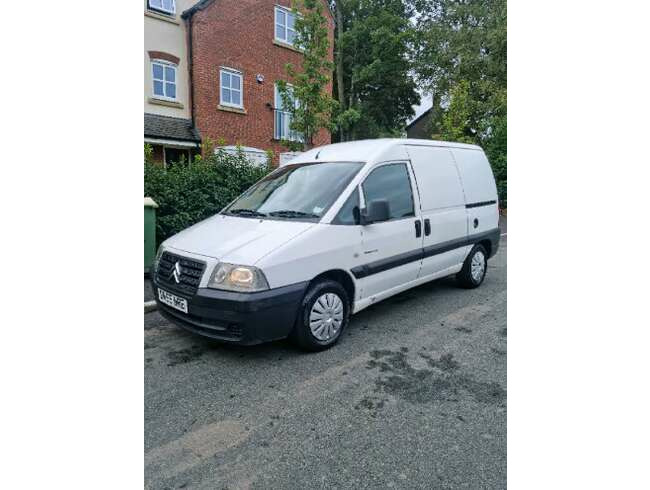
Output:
(424, 219), (431, 236)
(415, 220), (422, 238)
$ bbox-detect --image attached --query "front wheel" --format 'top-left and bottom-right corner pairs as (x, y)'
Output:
(457, 244), (488, 289)
(291, 280), (350, 352)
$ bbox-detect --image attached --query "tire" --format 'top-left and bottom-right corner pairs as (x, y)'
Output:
(291, 280), (350, 352)
(457, 244), (488, 289)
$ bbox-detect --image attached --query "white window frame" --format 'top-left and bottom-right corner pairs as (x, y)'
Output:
(148, 0), (176, 15)
(274, 83), (300, 112)
(220, 68), (244, 109)
(151, 59), (177, 101)
(274, 83), (302, 142)
(274, 6), (297, 46)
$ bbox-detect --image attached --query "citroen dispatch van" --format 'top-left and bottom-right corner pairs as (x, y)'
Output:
(152, 139), (500, 351)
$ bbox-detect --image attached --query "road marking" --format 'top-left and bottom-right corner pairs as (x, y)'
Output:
(145, 420), (248, 479)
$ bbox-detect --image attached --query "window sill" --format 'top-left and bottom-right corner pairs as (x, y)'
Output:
(218, 105), (247, 115)
(273, 39), (304, 54)
(144, 10), (180, 25)
(272, 138), (303, 144)
(149, 97), (184, 109)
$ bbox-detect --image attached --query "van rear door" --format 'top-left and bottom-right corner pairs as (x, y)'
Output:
(406, 145), (470, 278)
(450, 148), (499, 237)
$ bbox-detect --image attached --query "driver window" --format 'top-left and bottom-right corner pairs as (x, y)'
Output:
(361, 163), (415, 220)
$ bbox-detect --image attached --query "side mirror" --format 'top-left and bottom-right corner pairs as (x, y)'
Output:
(361, 199), (390, 225)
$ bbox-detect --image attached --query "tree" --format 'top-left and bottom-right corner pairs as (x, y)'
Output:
(278, 0), (337, 150)
(483, 115), (507, 207)
(414, 0), (507, 204)
(414, 0), (506, 119)
(333, 0), (419, 140)
(440, 80), (475, 143)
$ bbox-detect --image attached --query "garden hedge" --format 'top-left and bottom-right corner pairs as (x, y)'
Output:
(144, 147), (271, 245)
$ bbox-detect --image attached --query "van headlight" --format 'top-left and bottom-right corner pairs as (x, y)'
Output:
(208, 263), (270, 292)
(154, 245), (165, 273)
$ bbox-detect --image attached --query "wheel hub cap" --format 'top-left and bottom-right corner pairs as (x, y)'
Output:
(471, 251), (486, 282)
(309, 293), (344, 341)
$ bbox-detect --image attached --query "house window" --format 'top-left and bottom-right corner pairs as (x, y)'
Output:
(148, 0), (176, 15)
(274, 83), (302, 142)
(220, 68), (243, 108)
(152, 60), (177, 100)
(164, 147), (191, 167)
(275, 6), (296, 45)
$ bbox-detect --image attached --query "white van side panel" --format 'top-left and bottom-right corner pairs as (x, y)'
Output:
(406, 146), (469, 276)
(451, 149), (499, 239)
(451, 149), (498, 204)
(407, 146), (466, 211)
(256, 224), (363, 293)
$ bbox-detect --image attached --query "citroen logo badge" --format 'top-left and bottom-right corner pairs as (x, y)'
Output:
(171, 262), (182, 284)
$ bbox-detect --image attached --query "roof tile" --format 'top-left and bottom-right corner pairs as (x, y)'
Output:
(144, 113), (201, 142)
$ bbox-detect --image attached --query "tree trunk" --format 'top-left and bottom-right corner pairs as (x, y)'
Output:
(348, 77), (355, 140)
(305, 123), (313, 151)
(429, 92), (442, 138)
(335, 1), (346, 141)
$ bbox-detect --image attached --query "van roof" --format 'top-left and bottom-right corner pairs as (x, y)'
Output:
(289, 138), (482, 165)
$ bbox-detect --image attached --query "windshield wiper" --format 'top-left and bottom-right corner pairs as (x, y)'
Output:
(269, 210), (320, 218)
(228, 208), (267, 217)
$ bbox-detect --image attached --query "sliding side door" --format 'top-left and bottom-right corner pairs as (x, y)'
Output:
(406, 146), (470, 278)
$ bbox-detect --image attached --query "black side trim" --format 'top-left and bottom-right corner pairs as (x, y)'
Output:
(350, 228), (501, 279)
(423, 236), (468, 258)
(466, 200), (497, 209)
(351, 249), (423, 279)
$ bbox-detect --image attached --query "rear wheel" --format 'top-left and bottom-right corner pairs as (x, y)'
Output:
(291, 280), (350, 352)
(457, 244), (488, 289)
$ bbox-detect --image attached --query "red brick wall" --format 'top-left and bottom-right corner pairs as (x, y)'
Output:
(190, 0), (334, 163)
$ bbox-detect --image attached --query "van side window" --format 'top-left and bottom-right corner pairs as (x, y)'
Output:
(362, 163), (415, 220)
(332, 189), (360, 225)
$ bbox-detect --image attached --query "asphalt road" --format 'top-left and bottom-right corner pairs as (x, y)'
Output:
(144, 230), (506, 490)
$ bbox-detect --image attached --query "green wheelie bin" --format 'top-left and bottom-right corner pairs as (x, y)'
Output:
(144, 197), (159, 275)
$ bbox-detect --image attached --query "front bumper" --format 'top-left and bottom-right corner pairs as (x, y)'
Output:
(152, 278), (309, 345)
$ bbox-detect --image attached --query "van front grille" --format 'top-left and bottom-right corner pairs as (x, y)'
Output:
(156, 251), (206, 296)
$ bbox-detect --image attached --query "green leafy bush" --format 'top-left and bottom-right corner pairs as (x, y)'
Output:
(144, 147), (272, 244)
(440, 82), (507, 208)
(483, 117), (507, 209)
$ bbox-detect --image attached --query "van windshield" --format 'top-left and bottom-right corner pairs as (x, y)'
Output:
(223, 162), (363, 221)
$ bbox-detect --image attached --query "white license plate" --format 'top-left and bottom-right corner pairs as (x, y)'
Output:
(157, 288), (188, 314)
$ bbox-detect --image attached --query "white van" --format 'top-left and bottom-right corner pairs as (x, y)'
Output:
(152, 139), (500, 351)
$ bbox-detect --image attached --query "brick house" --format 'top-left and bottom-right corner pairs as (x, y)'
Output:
(144, 0), (202, 165)
(406, 107), (433, 139)
(144, 0), (334, 166)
